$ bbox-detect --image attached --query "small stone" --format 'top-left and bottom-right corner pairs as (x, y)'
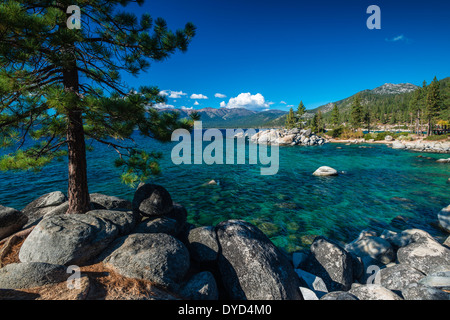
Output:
(312, 166), (338, 177)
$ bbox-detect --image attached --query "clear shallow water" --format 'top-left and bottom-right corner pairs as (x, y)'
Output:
(1, 133), (449, 253)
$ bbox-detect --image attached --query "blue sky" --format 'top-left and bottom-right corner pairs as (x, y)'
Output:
(120, 0), (450, 111)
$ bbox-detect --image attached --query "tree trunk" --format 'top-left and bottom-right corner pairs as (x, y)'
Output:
(64, 67), (90, 214)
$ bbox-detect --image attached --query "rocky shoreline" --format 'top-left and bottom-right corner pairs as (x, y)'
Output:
(249, 128), (328, 147)
(330, 137), (450, 154)
(0, 186), (449, 300)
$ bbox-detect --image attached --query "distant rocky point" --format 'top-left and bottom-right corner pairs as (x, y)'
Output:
(248, 128), (328, 147)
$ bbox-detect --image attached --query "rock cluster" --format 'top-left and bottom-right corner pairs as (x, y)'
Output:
(1, 189), (449, 301)
(249, 128), (328, 146)
(0, 186), (303, 300)
(293, 227), (450, 300)
(392, 140), (450, 153)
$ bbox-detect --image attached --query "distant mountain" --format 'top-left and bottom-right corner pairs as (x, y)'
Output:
(370, 83), (419, 95)
(310, 82), (420, 115)
(157, 107), (288, 128)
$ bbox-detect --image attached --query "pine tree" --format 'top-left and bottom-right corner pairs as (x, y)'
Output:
(425, 76), (442, 136)
(363, 106), (371, 133)
(331, 103), (340, 127)
(350, 93), (363, 129)
(285, 107), (296, 129)
(0, 1), (197, 214)
(296, 101), (306, 128)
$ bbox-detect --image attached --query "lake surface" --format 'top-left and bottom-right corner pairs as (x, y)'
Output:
(1, 132), (449, 253)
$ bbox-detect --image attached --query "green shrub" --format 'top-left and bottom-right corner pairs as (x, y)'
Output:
(424, 134), (450, 141)
(328, 126), (344, 138)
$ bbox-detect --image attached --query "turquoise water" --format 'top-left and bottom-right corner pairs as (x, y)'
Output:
(1, 133), (449, 253)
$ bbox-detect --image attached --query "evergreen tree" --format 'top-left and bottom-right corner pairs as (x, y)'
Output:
(312, 111), (324, 134)
(285, 107), (296, 129)
(331, 103), (340, 127)
(363, 106), (371, 133)
(350, 93), (363, 129)
(0, 1), (197, 214)
(425, 76), (442, 136)
(296, 101), (306, 128)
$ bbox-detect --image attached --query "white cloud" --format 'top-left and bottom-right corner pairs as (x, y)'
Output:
(220, 101), (226, 108)
(280, 101), (287, 104)
(221, 93), (271, 111)
(194, 101), (200, 106)
(158, 90), (169, 97)
(385, 34), (411, 43)
(190, 93), (208, 100)
(181, 106), (193, 110)
(169, 91), (187, 99)
(153, 102), (176, 109)
(215, 93), (227, 99)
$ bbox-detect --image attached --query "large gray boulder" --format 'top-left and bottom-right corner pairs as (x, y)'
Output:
(302, 236), (354, 292)
(133, 216), (179, 236)
(19, 210), (137, 266)
(0, 262), (68, 289)
(438, 205), (450, 233)
(349, 284), (403, 300)
(295, 268), (328, 298)
(179, 271), (219, 300)
(0, 205), (28, 240)
(187, 226), (220, 264)
(402, 283), (450, 300)
(345, 231), (396, 267)
(132, 184), (173, 217)
(381, 228), (434, 249)
(21, 191), (67, 228)
(89, 193), (132, 211)
(418, 271), (450, 291)
(103, 233), (190, 290)
(320, 291), (359, 300)
(216, 220), (302, 300)
(165, 203), (187, 234)
(397, 231), (450, 274)
(379, 264), (425, 292)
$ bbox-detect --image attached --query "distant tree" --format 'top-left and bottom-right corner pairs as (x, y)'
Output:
(350, 93), (363, 129)
(425, 76), (442, 136)
(312, 111), (324, 134)
(0, 1), (197, 214)
(331, 103), (340, 127)
(296, 101), (306, 128)
(363, 106), (371, 133)
(285, 107), (296, 129)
